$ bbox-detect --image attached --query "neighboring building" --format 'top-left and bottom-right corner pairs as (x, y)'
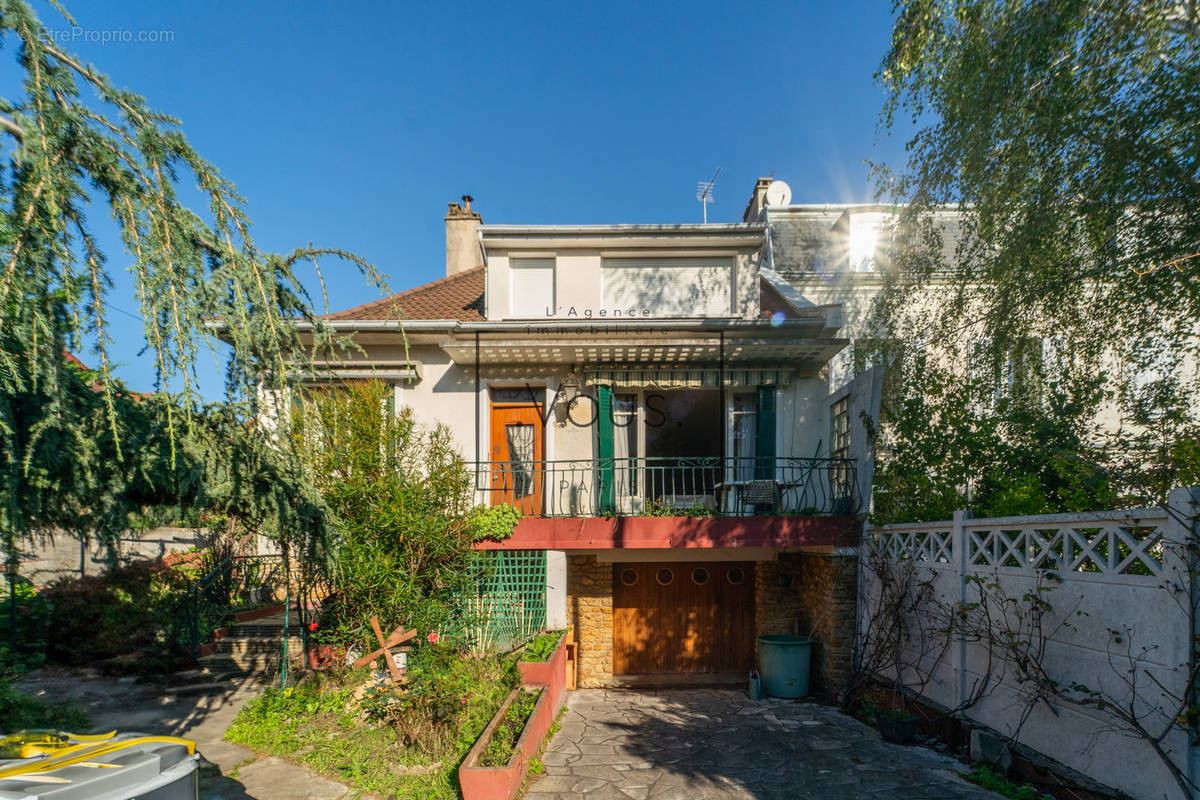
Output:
(299, 196), (867, 690)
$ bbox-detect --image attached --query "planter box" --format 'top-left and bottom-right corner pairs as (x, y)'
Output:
(306, 643), (346, 670)
(459, 687), (553, 800)
(515, 628), (573, 714)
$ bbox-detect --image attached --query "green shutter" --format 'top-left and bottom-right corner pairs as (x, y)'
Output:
(595, 386), (615, 512)
(755, 387), (776, 479)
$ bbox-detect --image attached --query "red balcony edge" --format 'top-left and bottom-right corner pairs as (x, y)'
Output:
(476, 515), (861, 551)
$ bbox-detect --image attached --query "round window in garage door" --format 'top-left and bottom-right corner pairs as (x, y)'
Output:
(620, 568), (638, 587)
(727, 566), (746, 585)
(656, 568), (674, 586)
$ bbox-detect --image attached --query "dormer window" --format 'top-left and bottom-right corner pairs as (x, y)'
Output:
(848, 214), (882, 273)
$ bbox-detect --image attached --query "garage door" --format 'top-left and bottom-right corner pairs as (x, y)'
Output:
(612, 561), (756, 674)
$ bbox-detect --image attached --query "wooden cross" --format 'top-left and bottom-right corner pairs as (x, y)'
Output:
(351, 616), (416, 681)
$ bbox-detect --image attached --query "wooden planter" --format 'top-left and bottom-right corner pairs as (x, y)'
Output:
(459, 687), (553, 800)
(515, 627), (573, 714)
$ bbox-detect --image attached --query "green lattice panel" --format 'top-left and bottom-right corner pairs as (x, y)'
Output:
(460, 550), (546, 653)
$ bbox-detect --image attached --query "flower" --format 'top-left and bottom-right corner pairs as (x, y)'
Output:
(307, 622), (318, 631)
(426, 631), (440, 644)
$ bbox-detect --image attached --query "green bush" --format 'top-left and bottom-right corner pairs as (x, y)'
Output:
(0, 582), (52, 675)
(521, 630), (564, 663)
(39, 560), (190, 672)
(297, 382), (517, 648)
(0, 681), (90, 732)
(963, 765), (1052, 800)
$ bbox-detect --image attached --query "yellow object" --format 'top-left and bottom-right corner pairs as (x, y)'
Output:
(0, 731), (194, 781)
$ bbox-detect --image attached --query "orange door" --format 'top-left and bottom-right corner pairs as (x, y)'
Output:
(490, 403), (544, 515)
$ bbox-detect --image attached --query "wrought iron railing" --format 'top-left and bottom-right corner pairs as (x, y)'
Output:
(470, 456), (858, 517)
(185, 554), (285, 659)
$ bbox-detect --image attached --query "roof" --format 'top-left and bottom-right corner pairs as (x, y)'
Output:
(759, 280), (802, 319)
(326, 266), (485, 322)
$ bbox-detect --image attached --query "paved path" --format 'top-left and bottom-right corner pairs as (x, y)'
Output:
(527, 689), (1003, 800)
(14, 668), (355, 800)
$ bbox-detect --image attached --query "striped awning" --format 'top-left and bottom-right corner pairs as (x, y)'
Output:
(584, 366), (792, 388)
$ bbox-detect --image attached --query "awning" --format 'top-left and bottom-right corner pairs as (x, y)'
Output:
(584, 365), (792, 388)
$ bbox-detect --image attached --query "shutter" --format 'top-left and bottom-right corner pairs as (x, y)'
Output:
(595, 385), (615, 513)
(754, 387), (776, 479)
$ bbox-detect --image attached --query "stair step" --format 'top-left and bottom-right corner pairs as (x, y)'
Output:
(221, 623), (305, 638)
(212, 638), (303, 656)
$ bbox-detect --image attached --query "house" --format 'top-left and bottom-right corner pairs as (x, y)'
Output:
(303, 196), (867, 690)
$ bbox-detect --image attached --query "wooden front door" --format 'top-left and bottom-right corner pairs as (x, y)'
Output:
(489, 402), (544, 515)
(613, 561), (756, 674)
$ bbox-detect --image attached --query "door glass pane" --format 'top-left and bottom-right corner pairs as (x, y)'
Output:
(613, 394), (637, 495)
(505, 422), (535, 497)
(732, 393), (756, 481)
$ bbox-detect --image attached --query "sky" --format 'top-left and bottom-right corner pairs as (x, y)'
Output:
(8, 0), (910, 396)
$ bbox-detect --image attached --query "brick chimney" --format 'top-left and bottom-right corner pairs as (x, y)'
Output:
(742, 177), (772, 222)
(445, 194), (482, 277)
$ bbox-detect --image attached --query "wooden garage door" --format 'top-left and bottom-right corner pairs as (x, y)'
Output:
(613, 562), (755, 675)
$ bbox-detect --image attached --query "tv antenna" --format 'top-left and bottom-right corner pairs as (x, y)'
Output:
(696, 167), (722, 223)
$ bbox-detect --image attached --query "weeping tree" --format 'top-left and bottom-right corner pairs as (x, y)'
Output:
(866, 0), (1200, 514)
(0, 0), (387, 617)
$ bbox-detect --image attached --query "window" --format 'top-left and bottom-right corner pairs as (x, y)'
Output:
(613, 393), (638, 495)
(831, 397), (850, 460)
(968, 337), (1044, 408)
(602, 257), (733, 317)
(732, 393), (757, 481)
(848, 214), (884, 273)
(510, 258), (555, 318)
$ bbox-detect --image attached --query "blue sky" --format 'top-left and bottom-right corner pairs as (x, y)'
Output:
(11, 0), (907, 396)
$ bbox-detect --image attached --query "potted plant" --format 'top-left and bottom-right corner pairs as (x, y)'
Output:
(877, 708), (919, 744)
(515, 628), (573, 709)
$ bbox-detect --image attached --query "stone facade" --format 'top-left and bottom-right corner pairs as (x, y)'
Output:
(565, 554), (613, 688)
(754, 550), (858, 694)
(567, 550), (858, 691)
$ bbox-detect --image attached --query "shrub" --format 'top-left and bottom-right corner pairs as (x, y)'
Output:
(361, 641), (519, 754)
(521, 631), (564, 663)
(39, 560), (190, 672)
(0, 583), (52, 676)
(297, 382), (518, 648)
(0, 681), (90, 731)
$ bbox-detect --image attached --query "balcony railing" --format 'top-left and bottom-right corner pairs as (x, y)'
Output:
(471, 456), (858, 518)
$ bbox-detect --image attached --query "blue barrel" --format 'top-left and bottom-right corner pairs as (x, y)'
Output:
(756, 635), (812, 698)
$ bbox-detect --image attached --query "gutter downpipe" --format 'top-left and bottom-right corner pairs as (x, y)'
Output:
(474, 331), (481, 498)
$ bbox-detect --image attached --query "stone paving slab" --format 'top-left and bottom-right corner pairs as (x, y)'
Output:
(526, 689), (1003, 800)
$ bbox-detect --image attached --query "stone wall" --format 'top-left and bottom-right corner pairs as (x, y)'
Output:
(565, 554), (613, 688)
(755, 551), (858, 694)
(10, 527), (206, 586)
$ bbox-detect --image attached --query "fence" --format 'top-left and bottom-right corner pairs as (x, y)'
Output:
(861, 488), (1199, 800)
(470, 456), (859, 517)
(457, 549), (547, 654)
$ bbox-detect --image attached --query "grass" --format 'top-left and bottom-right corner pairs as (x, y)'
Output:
(0, 681), (91, 732)
(225, 650), (518, 799)
(963, 764), (1053, 800)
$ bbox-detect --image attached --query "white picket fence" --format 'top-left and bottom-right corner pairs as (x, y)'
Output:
(862, 488), (1200, 800)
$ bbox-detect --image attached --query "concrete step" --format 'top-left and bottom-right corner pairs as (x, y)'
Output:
(211, 636), (303, 657)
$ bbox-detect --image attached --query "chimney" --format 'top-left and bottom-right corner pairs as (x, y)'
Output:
(445, 194), (482, 277)
(742, 177), (772, 222)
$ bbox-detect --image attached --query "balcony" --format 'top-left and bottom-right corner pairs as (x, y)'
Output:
(472, 456), (859, 518)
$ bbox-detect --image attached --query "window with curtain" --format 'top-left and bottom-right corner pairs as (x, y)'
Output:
(505, 422), (535, 497)
(613, 393), (637, 495)
(510, 258), (555, 318)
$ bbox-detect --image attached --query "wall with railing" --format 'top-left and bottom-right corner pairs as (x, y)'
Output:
(861, 488), (1199, 800)
(470, 456), (858, 517)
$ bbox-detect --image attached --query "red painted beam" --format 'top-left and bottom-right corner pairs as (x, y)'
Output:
(476, 515), (861, 550)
